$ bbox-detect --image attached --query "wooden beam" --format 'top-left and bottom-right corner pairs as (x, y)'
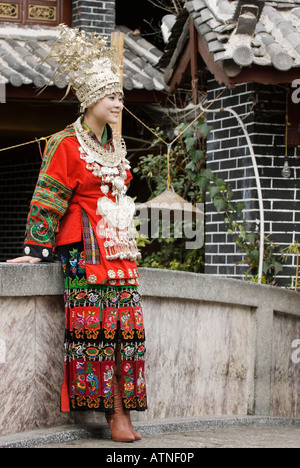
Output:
(5, 84), (75, 101)
(189, 21), (198, 104)
(230, 66), (300, 86)
(5, 84), (167, 105)
(168, 40), (191, 93)
(196, 33), (233, 88)
(163, 17), (190, 86)
(111, 31), (124, 134)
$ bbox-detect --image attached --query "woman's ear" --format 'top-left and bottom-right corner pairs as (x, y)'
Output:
(86, 104), (95, 113)
(82, 106), (91, 117)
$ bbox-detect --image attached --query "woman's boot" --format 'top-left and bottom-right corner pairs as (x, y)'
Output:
(105, 376), (135, 443)
(125, 411), (142, 440)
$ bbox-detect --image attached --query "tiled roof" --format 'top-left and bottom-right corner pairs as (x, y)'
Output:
(160, 0), (300, 80)
(0, 23), (167, 92)
(117, 25), (167, 92)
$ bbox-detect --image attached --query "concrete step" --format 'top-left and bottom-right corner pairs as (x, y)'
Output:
(1, 415), (300, 448)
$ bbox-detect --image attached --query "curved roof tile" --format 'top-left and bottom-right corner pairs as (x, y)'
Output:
(0, 23), (167, 92)
(159, 0), (300, 80)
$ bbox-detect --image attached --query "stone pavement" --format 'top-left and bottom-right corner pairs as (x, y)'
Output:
(39, 426), (300, 449)
(1, 416), (300, 449)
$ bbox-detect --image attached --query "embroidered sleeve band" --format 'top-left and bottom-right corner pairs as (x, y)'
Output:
(23, 175), (73, 260)
(32, 173), (73, 216)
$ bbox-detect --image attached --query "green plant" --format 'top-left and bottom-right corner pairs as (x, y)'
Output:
(133, 119), (210, 273)
(236, 229), (283, 285)
(134, 119), (210, 203)
(196, 168), (283, 284)
(280, 241), (300, 291)
(134, 120), (284, 284)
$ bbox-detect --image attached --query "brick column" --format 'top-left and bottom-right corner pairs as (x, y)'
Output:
(204, 78), (300, 287)
(205, 80), (257, 279)
(72, 0), (116, 36)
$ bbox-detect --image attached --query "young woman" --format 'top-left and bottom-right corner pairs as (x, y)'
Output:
(7, 25), (147, 443)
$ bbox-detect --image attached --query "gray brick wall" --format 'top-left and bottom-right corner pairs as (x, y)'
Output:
(72, 0), (116, 36)
(205, 79), (300, 287)
(0, 156), (41, 261)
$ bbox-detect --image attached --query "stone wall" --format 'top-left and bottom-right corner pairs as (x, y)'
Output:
(0, 263), (299, 436)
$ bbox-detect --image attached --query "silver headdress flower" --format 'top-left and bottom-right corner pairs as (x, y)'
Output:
(43, 24), (123, 112)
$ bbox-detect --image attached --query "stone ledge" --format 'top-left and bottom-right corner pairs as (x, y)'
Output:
(1, 263), (299, 432)
(0, 262), (64, 296)
(1, 263), (299, 316)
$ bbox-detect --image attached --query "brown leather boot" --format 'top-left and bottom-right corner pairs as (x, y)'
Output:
(105, 376), (135, 443)
(125, 411), (142, 440)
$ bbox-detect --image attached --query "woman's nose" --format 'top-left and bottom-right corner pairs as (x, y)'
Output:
(116, 99), (124, 109)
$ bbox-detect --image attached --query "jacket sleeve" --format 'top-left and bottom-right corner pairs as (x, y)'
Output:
(23, 132), (75, 261)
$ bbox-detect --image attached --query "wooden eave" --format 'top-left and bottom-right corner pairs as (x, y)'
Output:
(168, 17), (300, 93)
(5, 84), (168, 104)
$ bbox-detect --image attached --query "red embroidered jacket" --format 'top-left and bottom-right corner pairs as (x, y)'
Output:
(23, 125), (139, 286)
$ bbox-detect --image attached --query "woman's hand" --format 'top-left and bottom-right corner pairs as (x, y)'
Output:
(6, 256), (42, 264)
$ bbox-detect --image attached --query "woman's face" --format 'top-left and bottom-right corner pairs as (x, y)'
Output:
(88, 93), (124, 125)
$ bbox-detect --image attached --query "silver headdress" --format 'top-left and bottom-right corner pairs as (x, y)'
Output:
(44, 24), (123, 111)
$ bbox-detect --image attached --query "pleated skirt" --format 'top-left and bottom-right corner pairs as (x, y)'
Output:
(57, 242), (147, 413)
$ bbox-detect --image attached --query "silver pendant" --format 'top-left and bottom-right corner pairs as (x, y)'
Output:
(101, 185), (109, 195)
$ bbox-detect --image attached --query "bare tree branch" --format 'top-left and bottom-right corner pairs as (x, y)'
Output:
(146, 0), (184, 15)
(172, 0), (184, 15)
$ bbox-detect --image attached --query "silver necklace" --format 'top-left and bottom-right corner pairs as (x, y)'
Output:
(73, 117), (141, 263)
(73, 116), (127, 168)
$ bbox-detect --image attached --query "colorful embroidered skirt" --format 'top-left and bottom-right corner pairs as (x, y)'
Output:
(58, 243), (147, 413)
